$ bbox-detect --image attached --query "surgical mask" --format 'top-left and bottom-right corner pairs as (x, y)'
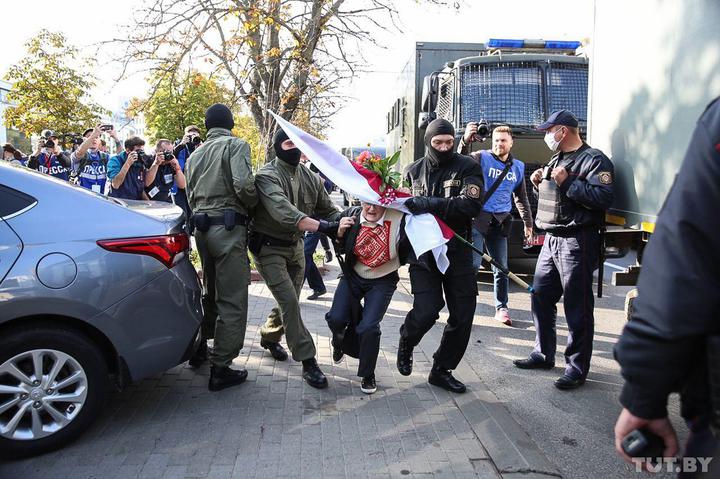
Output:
(544, 129), (562, 152)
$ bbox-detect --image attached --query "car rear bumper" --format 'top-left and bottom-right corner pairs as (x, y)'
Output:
(95, 257), (203, 382)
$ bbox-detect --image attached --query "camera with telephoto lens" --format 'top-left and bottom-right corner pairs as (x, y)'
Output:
(191, 135), (202, 146)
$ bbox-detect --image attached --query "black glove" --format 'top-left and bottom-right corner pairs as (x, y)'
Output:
(405, 196), (445, 215)
(324, 249), (333, 263)
(317, 220), (340, 237)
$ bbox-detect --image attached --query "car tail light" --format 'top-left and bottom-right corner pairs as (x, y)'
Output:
(97, 233), (190, 268)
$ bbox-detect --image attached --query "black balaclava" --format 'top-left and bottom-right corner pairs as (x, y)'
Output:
(424, 118), (456, 165)
(273, 128), (301, 166)
(205, 103), (235, 130)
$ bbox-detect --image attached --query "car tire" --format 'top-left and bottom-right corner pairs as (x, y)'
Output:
(0, 326), (109, 458)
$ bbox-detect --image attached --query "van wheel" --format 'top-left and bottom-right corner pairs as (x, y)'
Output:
(0, 327), (108, 458)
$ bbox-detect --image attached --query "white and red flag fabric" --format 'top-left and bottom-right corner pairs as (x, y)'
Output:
(268, 111), (455, 273)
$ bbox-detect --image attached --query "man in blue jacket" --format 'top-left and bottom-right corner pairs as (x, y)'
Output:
(513, 110), (614, 390)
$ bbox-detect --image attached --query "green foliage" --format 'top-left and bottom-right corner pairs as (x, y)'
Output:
(2, 30), (109, 138)
(130, 71), (231, 143)
(232, 115), (265, 171)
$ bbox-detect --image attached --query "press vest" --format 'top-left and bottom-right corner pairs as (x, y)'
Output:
(78, 150), (108, 193)
(479, 151), (524, 213)
(37, 153), (69, 181)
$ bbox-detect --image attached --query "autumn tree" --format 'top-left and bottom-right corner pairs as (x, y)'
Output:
(3, 30), (108, 139)
(110, 0), (449, 161)
(128, 71), (231, 142)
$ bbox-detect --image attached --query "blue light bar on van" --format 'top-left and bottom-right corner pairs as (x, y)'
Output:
(487, 39), (525, 48)
(544, 40), (582, 49)
(487, 39), (581, 50)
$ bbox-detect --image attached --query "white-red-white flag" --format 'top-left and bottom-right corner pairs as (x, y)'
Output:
(268, 111), (455, 273)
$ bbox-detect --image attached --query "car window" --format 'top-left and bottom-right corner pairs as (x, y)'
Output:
(0, 184), (37, 219)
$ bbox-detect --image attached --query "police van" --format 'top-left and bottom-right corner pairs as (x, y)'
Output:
(387, 40), (589, 262)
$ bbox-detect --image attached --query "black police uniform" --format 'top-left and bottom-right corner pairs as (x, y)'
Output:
(615, 97), (720, 467)
(530, 141), (613, 381)
(399, 119), (484, 376)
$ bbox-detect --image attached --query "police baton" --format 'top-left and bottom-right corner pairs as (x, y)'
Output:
(453, 233), (535, 294)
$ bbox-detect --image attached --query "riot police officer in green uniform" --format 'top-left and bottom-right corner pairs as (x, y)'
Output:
(185, 103), (257, 391)
(249, 128), (341, 388)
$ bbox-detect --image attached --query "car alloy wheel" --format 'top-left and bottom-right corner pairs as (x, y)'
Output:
(0, 349), (88, 441)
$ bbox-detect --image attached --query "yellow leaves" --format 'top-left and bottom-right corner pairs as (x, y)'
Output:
(267, 47), (282, 58)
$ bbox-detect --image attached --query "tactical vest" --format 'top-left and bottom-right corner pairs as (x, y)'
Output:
(535, 164), (574, 230)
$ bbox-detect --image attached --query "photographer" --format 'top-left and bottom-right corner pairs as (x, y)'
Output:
(107, 136), (149, 200)
(172, 125), (203, 217)
(71, 126), (110, 194)
(28, 130), (71, 180)
(144, 139), (186, 203)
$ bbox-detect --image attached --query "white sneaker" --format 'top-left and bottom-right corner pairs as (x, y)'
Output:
(494, 308), (512, 326)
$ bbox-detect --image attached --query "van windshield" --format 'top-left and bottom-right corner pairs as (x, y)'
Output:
(458, 60), (587, 129)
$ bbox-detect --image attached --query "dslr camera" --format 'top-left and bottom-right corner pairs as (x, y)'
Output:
(134, 149), (153, 168)
(190, 135), (202, 146)
(476, 119), (490, 138)
(162, 151), (174, 162)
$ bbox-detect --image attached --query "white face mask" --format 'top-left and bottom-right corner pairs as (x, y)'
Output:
(544, 129), (562, 151)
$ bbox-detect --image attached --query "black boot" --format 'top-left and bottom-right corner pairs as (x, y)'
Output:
(208, 365), (248, 391)
(188, 341), (208, 368)
(396, 337), (413, 376)
(428, 365), (466, 393)
(260, 339), (289, 361)
(302, 358), (328, 389)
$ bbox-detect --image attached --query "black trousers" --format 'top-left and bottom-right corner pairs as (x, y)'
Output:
(400, 248), (478, 370)
(531, 229), (599, 379)
(326, 270), (399, 377)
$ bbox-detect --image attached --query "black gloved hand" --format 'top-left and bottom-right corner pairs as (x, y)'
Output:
(324, 249), (333, 263)
(317, 220), (340, 237)
(405, 196), (445, 215)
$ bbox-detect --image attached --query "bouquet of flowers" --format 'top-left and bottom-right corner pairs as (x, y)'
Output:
(354, 150), (408, 204)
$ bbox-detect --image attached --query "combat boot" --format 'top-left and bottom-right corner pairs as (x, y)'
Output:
(208, 365), (248, 391)
(302, 358), (328, 389)
(188, 341), (208, 368)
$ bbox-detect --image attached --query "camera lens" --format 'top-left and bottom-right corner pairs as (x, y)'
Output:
(192, 136), (202, 145)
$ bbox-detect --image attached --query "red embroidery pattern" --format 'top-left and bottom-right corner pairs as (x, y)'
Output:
(354, 222), (391, 268)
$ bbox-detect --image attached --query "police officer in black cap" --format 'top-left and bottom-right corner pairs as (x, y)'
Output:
(513, 110), (614, 390)
(397, 118), (484, 393)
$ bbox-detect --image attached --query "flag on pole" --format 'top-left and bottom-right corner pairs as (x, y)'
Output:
(268, 111), (454, 273)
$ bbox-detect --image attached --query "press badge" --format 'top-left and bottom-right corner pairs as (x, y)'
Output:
(148, 186), (159, 198)
(91, 184), (102, 194)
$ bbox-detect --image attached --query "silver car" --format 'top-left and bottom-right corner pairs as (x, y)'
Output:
(0, 162), (203, 457)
